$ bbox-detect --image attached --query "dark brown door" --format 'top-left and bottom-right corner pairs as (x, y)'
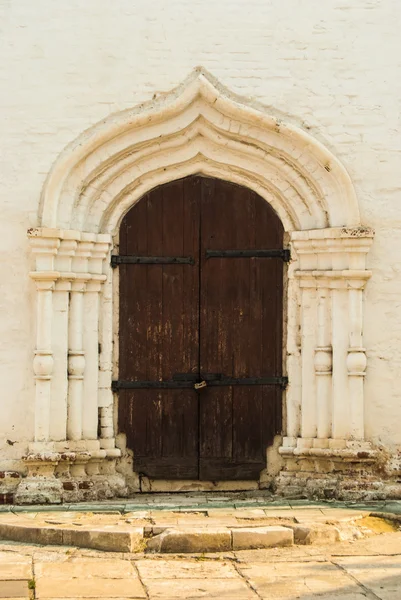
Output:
(117, 176), (284, 481)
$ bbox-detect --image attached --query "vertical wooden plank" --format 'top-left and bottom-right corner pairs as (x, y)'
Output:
(200, 180), (284, 480)
(232, 187), (264, 468)
(199, 178), (233, 475)
(158, 179), (198, 467)
(118, 178), (200, 478)
(254, 194), (284, 437)
(119, 192), (163, 461)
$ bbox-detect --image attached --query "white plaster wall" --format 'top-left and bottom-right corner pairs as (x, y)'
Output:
(0, 0), (400, 461)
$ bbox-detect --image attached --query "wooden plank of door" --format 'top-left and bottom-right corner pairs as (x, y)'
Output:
(118, 177), (200, 479)
(199, 179), (284, 480)
(199, 178), (234, 478)
(255, 192), (284, 438)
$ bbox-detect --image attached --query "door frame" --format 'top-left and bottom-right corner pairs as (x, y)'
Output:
(114, 176), (287, 487)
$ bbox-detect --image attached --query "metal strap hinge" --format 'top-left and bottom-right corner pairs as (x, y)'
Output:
(205, 249), (290, 261)
(111, 255), (195, 267)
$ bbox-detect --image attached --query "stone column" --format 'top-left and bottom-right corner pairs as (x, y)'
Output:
(29, 234), (60, 443)
(300, 284), (317, 441)
(67, 276), (87, 441)
(52, 279), (72, 441)
(82, 238), (109, 441)
(82, 276), (102, 440)
(331, 285), (350, 439)
(51, 236), (78, 441)
(347, 279), (368, 439)
(314, 288), (332, 439)
(283, 262), (302, 446)
(98, 240), (118, 452)
(31, 274), (57, 442)
(67, 236), (94, 441)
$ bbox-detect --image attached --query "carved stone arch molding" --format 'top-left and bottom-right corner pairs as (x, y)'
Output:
(20, 68), (374, 503)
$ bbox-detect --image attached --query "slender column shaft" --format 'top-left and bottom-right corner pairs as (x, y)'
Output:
(51, 282), (70, 440)
(99, 270), (115, 443)
(300, 286), (317, 439)
(331, 288), (350, 438)
(33, 280), (55, 442)
(100, 406), (114, 439)
(90, 239), (112, 445)
(83, 280), (101, 439)
(347, 287), (366, 439)
(285, 273), (301, 442)
(315, 289), (332, 438)
(51, 238), (77, 441)
(67, 280), (86, 440)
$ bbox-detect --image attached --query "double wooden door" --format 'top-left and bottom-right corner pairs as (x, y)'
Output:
(116, 176), (285, 481)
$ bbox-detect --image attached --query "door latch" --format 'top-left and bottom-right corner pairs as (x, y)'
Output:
(194, 380), (207, 390)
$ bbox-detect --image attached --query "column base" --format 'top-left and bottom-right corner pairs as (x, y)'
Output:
(274, 471), (397, 502)
(279, 438), (377, 460)
(276, 438), (385, 501)
(15, 477), (63, 505)
(14, 451), (63, 505)
(13, 439), (126, 504)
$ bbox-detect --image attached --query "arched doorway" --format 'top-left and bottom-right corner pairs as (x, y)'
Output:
(23, 70), (374, 504)
(115, 176), (286, 480)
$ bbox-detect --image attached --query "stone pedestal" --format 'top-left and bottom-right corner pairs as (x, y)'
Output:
(14, 453), (63, 505)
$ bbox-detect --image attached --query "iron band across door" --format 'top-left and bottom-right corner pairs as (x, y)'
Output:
(111, 255), (195, 267)
(205, 249), (290, 261)
(111, 249), (290, 268)
(112, 375), (288, 392)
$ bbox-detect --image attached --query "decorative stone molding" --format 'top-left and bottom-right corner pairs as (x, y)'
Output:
(21, 69), (375, 502)
(39, 67), (360, 234)
(281, 226), (374, 466)
(23, 228), (122, 502)
(28, 227), (113, 448)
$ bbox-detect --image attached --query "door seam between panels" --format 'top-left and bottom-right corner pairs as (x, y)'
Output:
(197, 177), (203, 480)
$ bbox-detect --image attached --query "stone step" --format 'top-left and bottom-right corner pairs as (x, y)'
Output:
(0, 521), (294, 553)
(0, 506), (391, 553)
(147, 526), (294, 553)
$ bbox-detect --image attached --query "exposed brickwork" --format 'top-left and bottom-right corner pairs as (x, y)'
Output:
(0, 472), (20, 480)
(0, 493), (14, 505)
(62, 481), (75, 491)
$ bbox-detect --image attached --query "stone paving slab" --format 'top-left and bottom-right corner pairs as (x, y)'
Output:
(143, 578), (256, 599)
(334, 555), (401, 600)
(238, 561), (367, 599)
(35, 578), (147, 599)
(0, 580), (30, 599)
(35, 558), (138, 578)
(0, 562), (32, 580)
(135, 558), (238, 579)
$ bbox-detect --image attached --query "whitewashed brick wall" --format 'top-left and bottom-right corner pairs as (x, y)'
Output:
(0, 0), (400, 462)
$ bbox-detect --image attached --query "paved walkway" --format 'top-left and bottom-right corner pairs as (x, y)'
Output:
(1, 493), (401, 514)
(0, 530), (401, 599)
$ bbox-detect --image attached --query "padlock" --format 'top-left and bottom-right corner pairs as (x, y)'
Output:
(194, 380), (207, 390)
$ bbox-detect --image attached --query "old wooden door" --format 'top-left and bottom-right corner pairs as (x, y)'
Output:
(116, 176), (285, 481)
